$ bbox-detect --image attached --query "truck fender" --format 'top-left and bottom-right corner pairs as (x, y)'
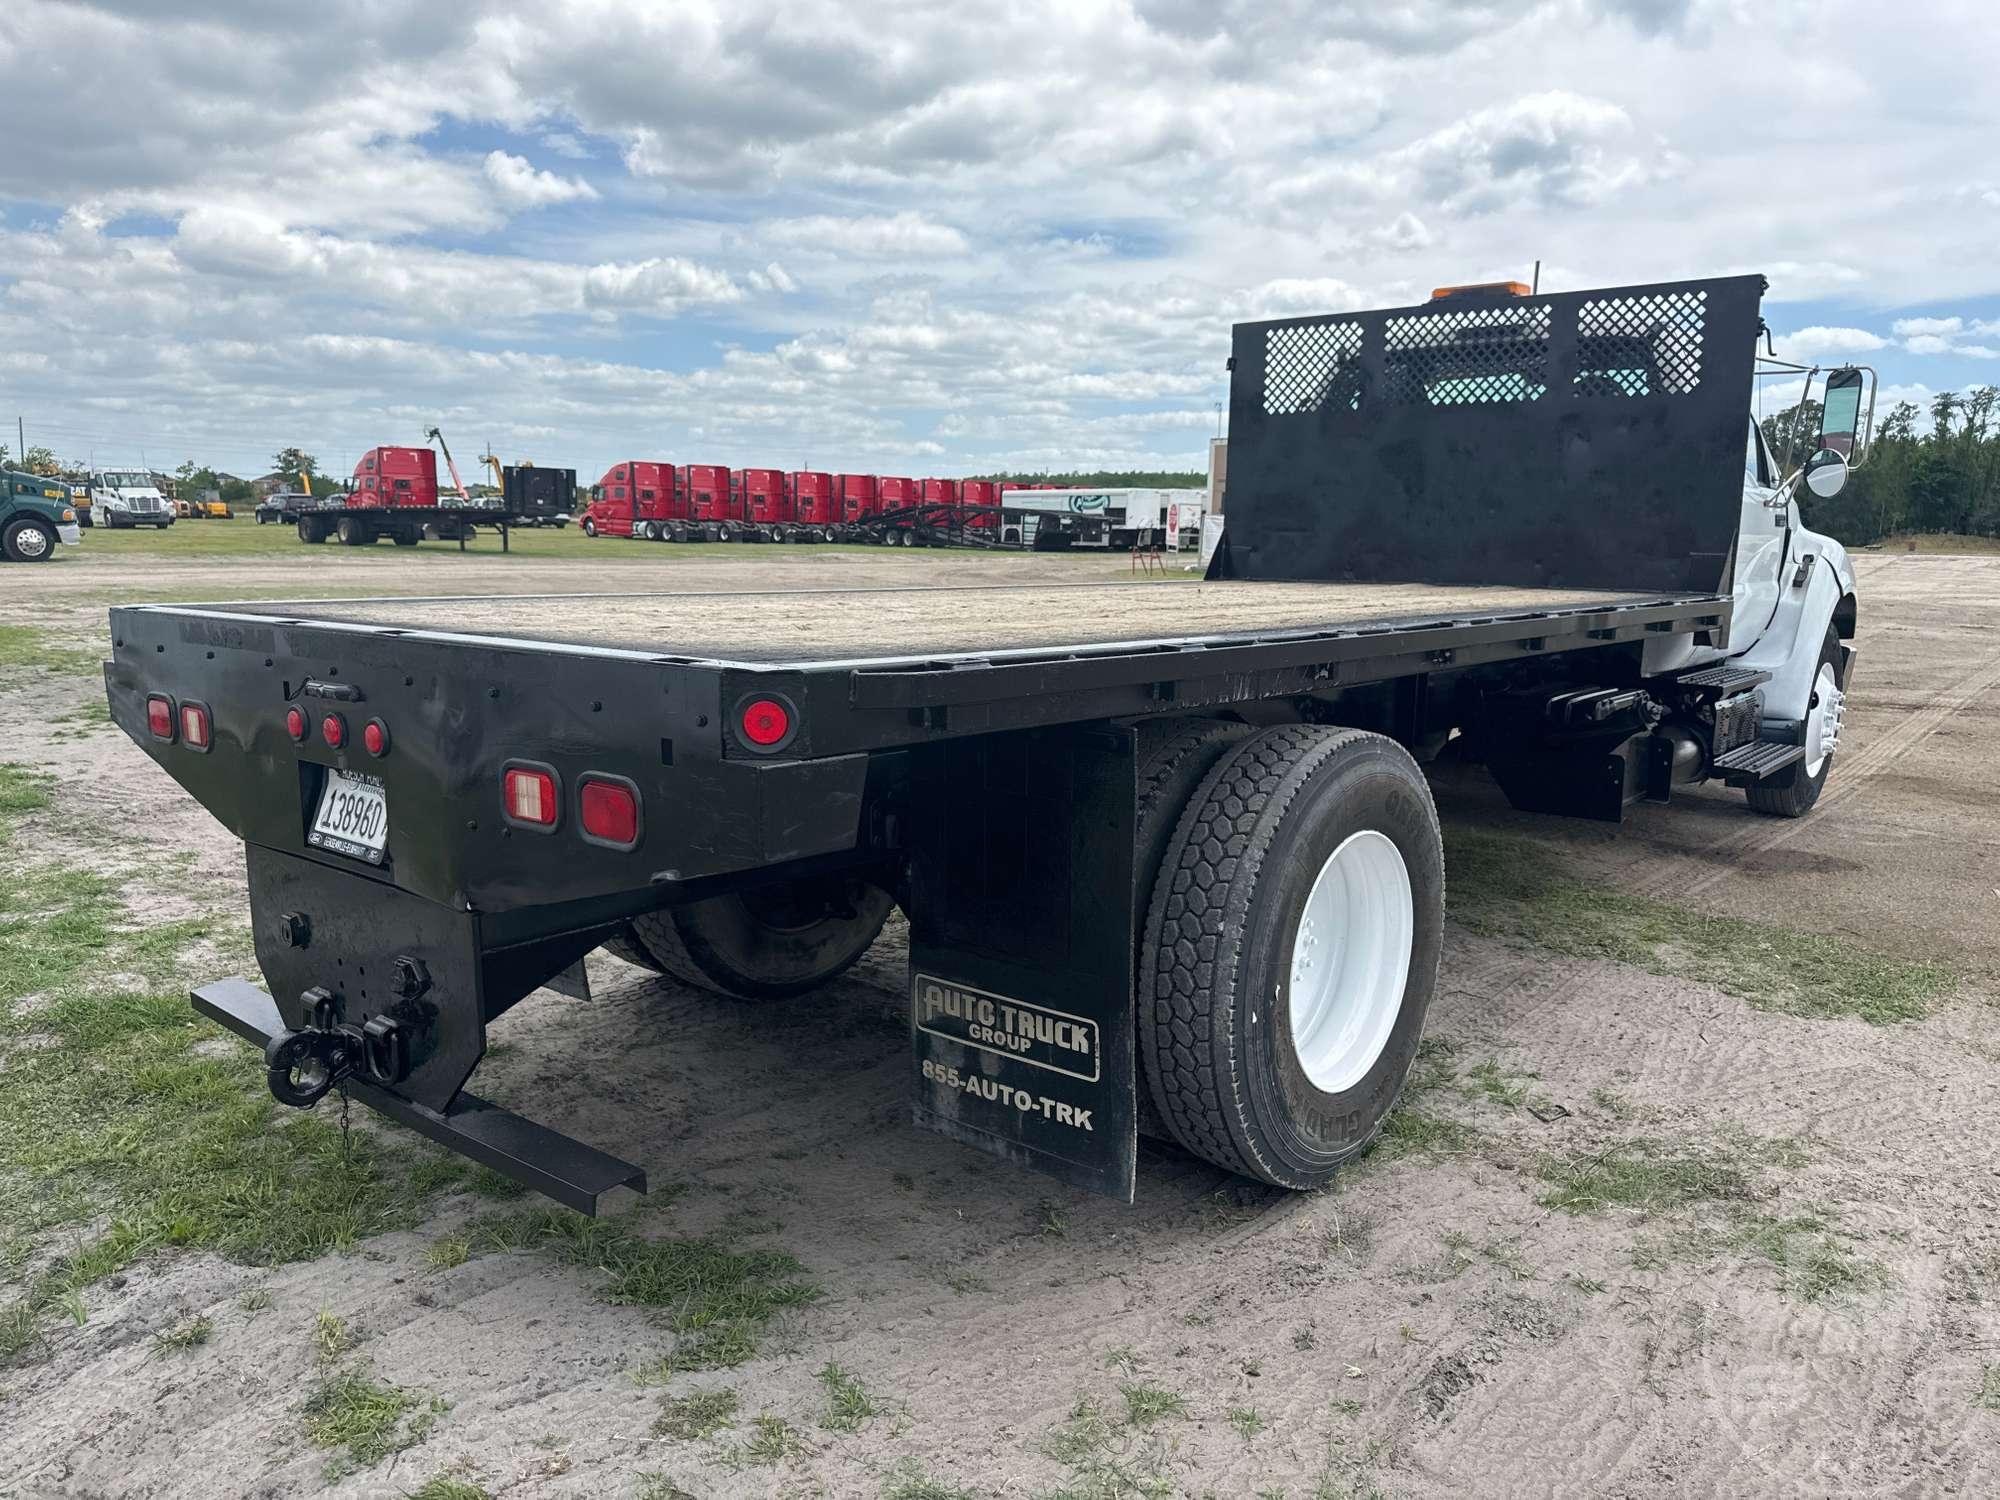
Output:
(1729, 529), (1856, 724)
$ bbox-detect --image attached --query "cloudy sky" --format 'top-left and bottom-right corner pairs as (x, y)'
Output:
(1, 0), (1995, 483)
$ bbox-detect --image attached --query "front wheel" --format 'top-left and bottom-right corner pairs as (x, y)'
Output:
(1139, 726), (1445, 1189)
(605, 874), (894, 1001)
(2, 520), (57, 562)
(1747, 625), (1847, 818)
(581, 518), (597, 537)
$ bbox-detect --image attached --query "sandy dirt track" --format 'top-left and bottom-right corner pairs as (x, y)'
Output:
(2, 546), (1997, 1499)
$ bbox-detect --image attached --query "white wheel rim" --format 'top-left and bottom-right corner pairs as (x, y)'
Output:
(1803, 661), (1843, 778)
(17, 528), (50, 558)
(1287, 829), (1415, 1095)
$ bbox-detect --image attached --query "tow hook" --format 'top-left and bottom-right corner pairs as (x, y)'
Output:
(264, 984), (414, 1108)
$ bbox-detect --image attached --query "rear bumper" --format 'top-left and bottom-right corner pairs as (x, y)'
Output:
(193, 976), (647, 1215)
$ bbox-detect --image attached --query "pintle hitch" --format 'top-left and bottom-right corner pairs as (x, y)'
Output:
(265, 984), (414, 1108)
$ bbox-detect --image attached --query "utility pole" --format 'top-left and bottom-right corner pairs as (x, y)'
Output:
(16, 416), (22, 458)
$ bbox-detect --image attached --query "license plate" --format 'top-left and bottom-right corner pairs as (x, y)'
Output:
(309, 770), (389, 865)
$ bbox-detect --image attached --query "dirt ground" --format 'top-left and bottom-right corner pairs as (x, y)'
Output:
(2, 545), (1997, 1499)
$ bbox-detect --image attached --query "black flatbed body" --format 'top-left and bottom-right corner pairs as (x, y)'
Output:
(131, 578), (1729, 751)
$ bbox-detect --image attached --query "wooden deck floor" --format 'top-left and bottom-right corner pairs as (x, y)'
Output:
(230, 580), (1679, 666)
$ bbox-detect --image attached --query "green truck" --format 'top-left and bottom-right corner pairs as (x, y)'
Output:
(2, 467), (83, 562)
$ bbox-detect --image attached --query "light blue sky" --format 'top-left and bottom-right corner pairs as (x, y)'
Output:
(1, 1), (1995, 483)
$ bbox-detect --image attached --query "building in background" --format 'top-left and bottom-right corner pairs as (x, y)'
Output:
(1207, 437), (1227, 513)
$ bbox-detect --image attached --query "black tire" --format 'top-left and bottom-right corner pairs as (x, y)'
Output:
(607, 874), (894, 1001)
(1130, 718), (1255, 1136)
(1747, 624), (1846, 818)
(392, 532), (419, 547)
(1139, 726), (1445, 1189)
(582, 518), (597, 537)
(337, 516), (372, 546)
(297, 518), (324, 544)
(2, 520), (58, 563)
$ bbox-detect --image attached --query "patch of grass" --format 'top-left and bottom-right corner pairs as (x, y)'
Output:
(406, 1476), (492, 1500)
(636, 1476), (697, 1500)
(728, 1414), (807, 1469)
(0, 764), (51, 845)
(469, 1207), (814, 1373)
(1537, 1139), (1759, 1217)
(0, 858), (469, 1367)
(152, 1313), (212, 1352)
(1228, 1405), (1265, 1441)
(0, 626), (102, 680)
(817, 1361), (881, 1433)
(301, 1364), (443, 1478)
(1042, 1394), (1177, 1499)
(1446, 828), (1955, 1024)
(313, 1310), (351, 1364)
(1119, 1380), (1188, 1426)
(1541, 1138), (1887, 1303)
(882, 1460), (977, 1500)
(238, 1288), (273, 1313)
(653, 1387), (738, 1440)
(425, 1235), (470, 1272)
(1975, 1364), (2000, 1411)
(467, 1166), (529, 1201)
(1035, 1199), (1070, 1238)
(1463, 1059), (1536, 1110)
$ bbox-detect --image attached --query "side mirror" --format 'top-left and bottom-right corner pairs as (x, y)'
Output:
(1817, 367), (1867, 460)
(1804, 447), (1849, 500)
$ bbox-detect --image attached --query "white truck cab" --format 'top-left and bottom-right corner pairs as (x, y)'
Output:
(88, 469), (175, 529)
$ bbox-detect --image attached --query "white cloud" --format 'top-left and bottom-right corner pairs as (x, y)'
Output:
(1890, 316), (2000, 358)
(761, 213), (970, 258)
(3, 0), (2000, 479)
(483, 151), (598, 207)
(1772, 326), (1889, 363)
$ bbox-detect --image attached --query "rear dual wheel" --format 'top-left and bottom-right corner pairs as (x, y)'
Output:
(1138, 725), (1444, 1188)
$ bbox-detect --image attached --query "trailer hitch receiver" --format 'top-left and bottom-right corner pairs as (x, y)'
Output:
(264, 984), (414, 1108)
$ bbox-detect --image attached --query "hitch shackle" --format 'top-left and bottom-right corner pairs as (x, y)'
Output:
(264, 1000), (415, 1109)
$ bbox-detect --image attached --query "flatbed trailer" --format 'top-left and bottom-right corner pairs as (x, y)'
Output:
(105, 275), (1871, 1212)
(294, 502), (524, 550)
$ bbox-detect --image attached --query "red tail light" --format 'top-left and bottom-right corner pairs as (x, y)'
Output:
(146, 694), (175, 741)
(363, 719), (389, 756)
(286, 706), (308, 742)
(321, 713), (346, 749)
(179, 702), (211, 751)
(503, 765), (558, 829)
(738, 696), (793, 749)
(579, 775), (641, 848)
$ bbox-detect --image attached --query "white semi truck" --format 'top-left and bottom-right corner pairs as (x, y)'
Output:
(87, 469), (175, 529)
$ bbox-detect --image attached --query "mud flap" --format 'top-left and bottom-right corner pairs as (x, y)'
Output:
(905, 725), (1138, 1200)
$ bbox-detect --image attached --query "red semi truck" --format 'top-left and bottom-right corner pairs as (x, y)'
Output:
(738, 468), (789, 539)
(877, 476), (919, 516)
(683, 464), (738, 540)
(837, 473), (879, 527)
(962, 478), (1002, 532)
(789, 471), (839, 540)
(581, 462), (683, 540)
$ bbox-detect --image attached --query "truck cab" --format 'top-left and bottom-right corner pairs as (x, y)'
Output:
(87, 469), (173, 529)
(2, 467), (84, 562)
(352, 448), (440, 510)
(583, 462), (679, 540)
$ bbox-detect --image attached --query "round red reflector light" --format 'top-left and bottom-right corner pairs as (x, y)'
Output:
(363, 719), (388, 756)
(286, 707), (307, 742)
(321, 713), (346, 749)
(740, 698), (791, 747)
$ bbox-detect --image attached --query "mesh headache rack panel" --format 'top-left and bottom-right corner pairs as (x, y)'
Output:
(1222, 274), (1766, 596)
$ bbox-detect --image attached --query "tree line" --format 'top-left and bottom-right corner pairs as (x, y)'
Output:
(1764, 389), (2000, 545)
(966, 469), (1207, 488)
